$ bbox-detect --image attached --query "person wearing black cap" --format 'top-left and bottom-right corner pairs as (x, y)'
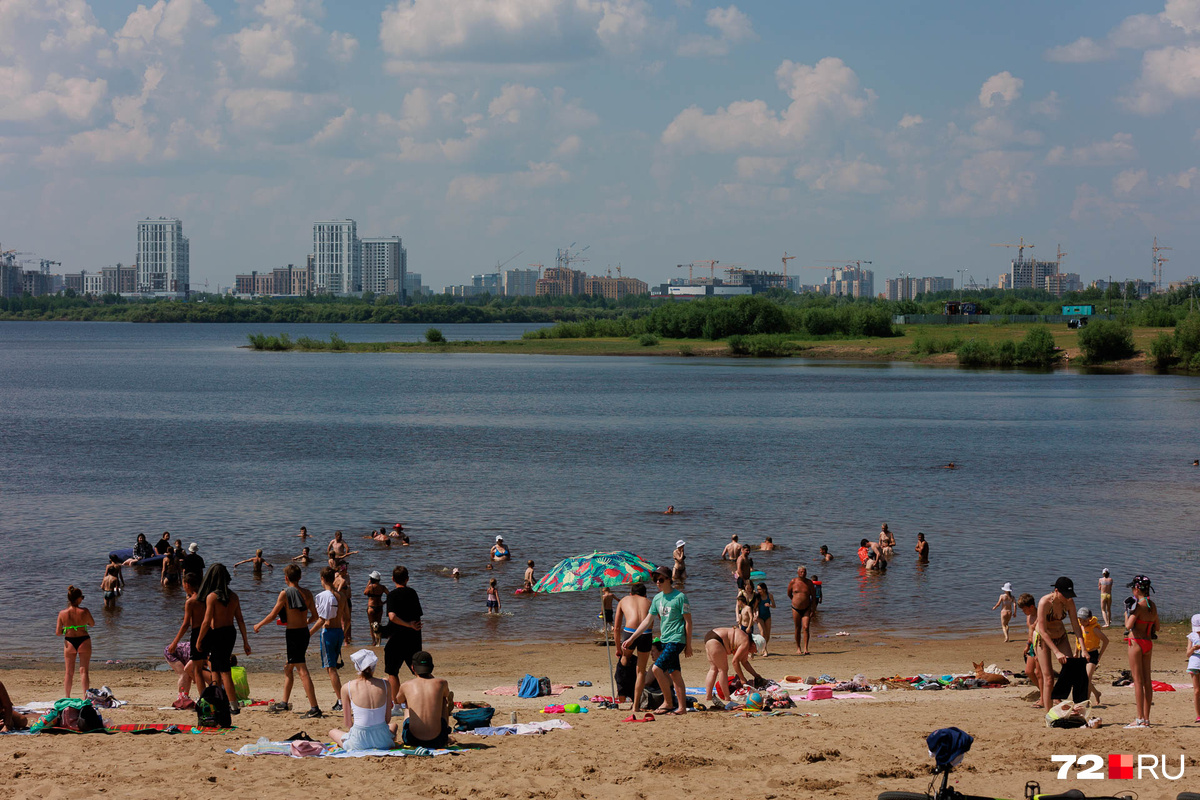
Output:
(396, 651), (452, 749)
(1034, 576), (1084, 711)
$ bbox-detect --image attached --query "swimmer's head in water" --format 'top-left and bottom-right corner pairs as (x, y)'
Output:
(820, 545), (828, 553)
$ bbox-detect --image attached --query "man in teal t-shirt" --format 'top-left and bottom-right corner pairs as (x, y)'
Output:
(622, 569), (692, 715)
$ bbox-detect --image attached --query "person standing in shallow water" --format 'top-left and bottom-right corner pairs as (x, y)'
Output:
(914, 533), (929, 562)
(787, 566), (816, 656)
(1098, 569), (1114, 627)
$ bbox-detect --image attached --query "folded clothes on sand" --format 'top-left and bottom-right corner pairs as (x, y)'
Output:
(469, 720), (572, 736)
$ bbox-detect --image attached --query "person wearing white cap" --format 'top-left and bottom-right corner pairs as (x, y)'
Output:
(672, 540), (687, 583)
(992, 583), (1015, 642)
(1186, 613), (1200, 724)
(1098, 569), (1114, 627)
(490, 536), (510, 562)
(328, 649), (398, 752)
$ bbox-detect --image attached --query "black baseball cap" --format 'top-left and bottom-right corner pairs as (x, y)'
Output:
(412, 651), (434, 676)
(1053, 576), (1076, 598)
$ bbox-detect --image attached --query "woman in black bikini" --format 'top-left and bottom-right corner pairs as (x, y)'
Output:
(1034, 576), (1084, 711)
(56, 585), (95, 698)
(1123, 575), (1159, 728)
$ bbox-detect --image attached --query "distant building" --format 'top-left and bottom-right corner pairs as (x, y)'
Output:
(660, 284), (752, 299)
(1009, 257), (1057, 291)
(137, 217), (189, 294)
(582, 275), (649, 300)
(472, 273), (503, 294)
(313, 220), (361, 294)
(535, 266), (587, 296)
(100, 264), (138, 294)
(404, 272), (430, 298)
(726, 269), (788, 293)
(824, 265), (874, 298)
(1045, 272), (1082, 297)
(82, 273), (105, 295)
(504, 268), (539, 297)
(233, 264), (314, 296)
(1169, 277), (1199, 291)
(361, 236), (407, 298)
(887, 276), (955, 300)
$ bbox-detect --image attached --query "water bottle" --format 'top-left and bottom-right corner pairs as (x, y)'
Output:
(509, 711), (518, 725)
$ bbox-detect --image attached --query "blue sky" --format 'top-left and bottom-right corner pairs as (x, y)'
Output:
(2, 0), (1200, 291)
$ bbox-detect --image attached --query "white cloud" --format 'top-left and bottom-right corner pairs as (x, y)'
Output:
(114, 0), (218, 58)
(231, 23), (298, 79)
(224, 88), (332, 132)
(309, 108), (355, 146)
(898, 113), (923, 129)
(1113, 168), (1147, 196)
(798, 157), (890, 194)
(706, 5), (754, 42)
(942, 150), (1035, 216)
(1109, 12), (1184, 49)
(1044, 36), (1112, 63)
(1121, 45), (1200, 114)
(328, 31), (357, 63)
(1070, 183), (1138, 222)
(1045, 133), (1137, 166)
(1164, 0), (1200, 34)
(1160, 166), (1200, 189)
(0, 67), (107, 122)
(0, 0), (105, 57)
(379, 0), (656, 69)
(1030, 91), (1060, 118)
(979, 71), (1022, 108)
(661, 57), (873, 153)
(554, 134), (582, 157)
(447, 160), (569, 203)
(488, 84), (544, 123)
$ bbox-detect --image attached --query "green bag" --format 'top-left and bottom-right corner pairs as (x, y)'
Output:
(231, 666), (250, 702)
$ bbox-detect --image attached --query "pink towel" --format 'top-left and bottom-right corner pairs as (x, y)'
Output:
(484, 684), (572, 697)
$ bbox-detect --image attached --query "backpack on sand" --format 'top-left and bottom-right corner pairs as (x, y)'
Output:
(197, 684), (232, 728)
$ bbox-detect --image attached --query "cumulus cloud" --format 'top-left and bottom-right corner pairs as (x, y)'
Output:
(797, 157), (890, 194)
(898, 113), (923, 128)
(1121, 45), (1200, 113)
(446, 160), (570, 203)
(1044, 36), (1112, 63)
(1113, 168), (1148, 196)
(661, 57), (873, 153)
(979, 71), (1022, 108)
(0, 68), (107, 122)
(942, 150), (1036, 216)
(379, 0), (656, 70)
(0, 0), (105, 57)
(1030, 91), (1061, 118)
(113, 0), (219, 58)
(1070, 183), (1139, 223)
(1045, 133), (1137, 166)
(678, 4), (756, 57)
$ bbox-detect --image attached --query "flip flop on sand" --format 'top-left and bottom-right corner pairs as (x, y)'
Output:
(623, 714), (638, 722)
(642, 713), (655, 722)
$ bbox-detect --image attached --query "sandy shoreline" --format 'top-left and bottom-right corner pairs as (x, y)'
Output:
(5, 630), (1199, 799)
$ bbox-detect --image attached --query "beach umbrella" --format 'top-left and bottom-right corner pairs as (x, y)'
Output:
(533, 550), (658, 707)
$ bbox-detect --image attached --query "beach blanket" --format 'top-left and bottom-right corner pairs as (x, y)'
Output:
(469, 720), (572, 736)
(229, 737), (460, 758)
(484, 684), (571, 697)
(792, 693), (877, 701)
(38, 723), (235, 735)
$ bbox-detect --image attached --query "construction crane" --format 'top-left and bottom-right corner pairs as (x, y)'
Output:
(529, 262), (544, 276)
(1152, 237), (1172, 293)
(991, 237), (1034, 263)
(1056, 244), (1068, 264)
(781, 252), (796, 278)
(40, 259), (61, 275)
(819, 259), (873, 271)
(676, 262), (697, 281)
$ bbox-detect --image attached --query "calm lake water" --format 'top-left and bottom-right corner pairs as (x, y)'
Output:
(2, 321), (1199, 662)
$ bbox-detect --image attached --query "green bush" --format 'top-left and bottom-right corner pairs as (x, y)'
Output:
(910, 334), (964, 355)
(1190, 353), (1200, 372)
(726, 334), (749, 355)
(328, 332), (348, 350)
(1149, 333), (1178, 369)
(246, 332), (293, 351)
(1174, 313), (1200, 363)
(1014, 326), (1057, 367)
(637, 333), (660, 346)
(955, 338), (994, 367)
(425, 327), (446, 343)
(1078, 319), (1135, 364)
(677, 345), (694, 357)
(992, 340), (1016, 367)
(727, 333), (797, 357)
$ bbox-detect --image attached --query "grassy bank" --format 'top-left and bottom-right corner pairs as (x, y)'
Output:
(244, 323), (1180, 370)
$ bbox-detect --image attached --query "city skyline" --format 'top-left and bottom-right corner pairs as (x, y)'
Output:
(3, 1), (1200, 290)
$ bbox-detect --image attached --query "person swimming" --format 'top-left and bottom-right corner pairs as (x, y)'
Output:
(490, 536), (510, 561)
(664, 505), (678, 515)
(944, 462), (957, 469)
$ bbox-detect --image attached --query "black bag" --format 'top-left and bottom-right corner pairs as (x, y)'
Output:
(197, 683), (232, 728)
(59, 702), (104, 732)
(1051, 657), (1089, 702)
(537, 676), (552, 697)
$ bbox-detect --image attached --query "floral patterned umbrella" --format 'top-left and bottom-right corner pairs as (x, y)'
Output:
(532, 550), (658, 594)
(533, 550), (659, 709)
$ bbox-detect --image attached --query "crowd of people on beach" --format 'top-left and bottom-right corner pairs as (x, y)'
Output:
(24, 511), (1196, 742)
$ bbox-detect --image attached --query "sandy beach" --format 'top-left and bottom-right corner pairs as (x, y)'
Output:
(5, 629), (1199, 799)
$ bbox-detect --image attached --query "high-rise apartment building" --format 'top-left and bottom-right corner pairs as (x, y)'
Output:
(313, 220), (361, 294)
(1010, 258), (1058, 291)
(504, 268), (540, 297)
(824, 265), (873, 298)
(1045, 272), (1082, 297)
(361, 236), (407, 298)
(136, 217), (189, 294)
(403, 272), (429, 298)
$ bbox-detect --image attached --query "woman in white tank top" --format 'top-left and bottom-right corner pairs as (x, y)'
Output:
(329, 649), (398, 751)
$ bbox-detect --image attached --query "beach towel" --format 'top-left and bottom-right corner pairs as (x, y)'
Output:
(229, 737), (461, 758)
(468, 720), (572, 736)
(485, 684), (571, 697)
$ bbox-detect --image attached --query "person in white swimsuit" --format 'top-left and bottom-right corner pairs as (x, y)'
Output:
(329, 649), (398, 751)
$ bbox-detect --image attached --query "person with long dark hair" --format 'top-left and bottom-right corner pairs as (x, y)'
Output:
(196, 564), (251, 714)
(1123, 575), (1159, 728)
(56, 585), (95, 697)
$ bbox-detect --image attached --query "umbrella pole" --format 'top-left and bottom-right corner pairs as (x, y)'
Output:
(602, 594), (616, 709)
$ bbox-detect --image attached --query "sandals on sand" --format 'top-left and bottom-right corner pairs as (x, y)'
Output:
(622, 713), (656, 723)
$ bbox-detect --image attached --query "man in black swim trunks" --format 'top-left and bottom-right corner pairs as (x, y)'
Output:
(397, 651), (452, 749)
(613, 582), (653, 711)
(384, 565), (423, 708)
(787, 566), (816, 656)
(254, 564), (322, 718)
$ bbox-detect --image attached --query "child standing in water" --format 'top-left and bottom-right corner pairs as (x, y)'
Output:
(486, 579), (501, 615)
(992, 583), (1016, 642)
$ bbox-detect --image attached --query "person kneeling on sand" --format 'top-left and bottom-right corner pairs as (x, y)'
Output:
(396, 651), (453, 749)
(329, 649), (398, 752)
(703, 627), (765, 704)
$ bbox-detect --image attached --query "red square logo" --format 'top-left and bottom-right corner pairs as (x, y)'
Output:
(1108, 754), (1133, 780)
